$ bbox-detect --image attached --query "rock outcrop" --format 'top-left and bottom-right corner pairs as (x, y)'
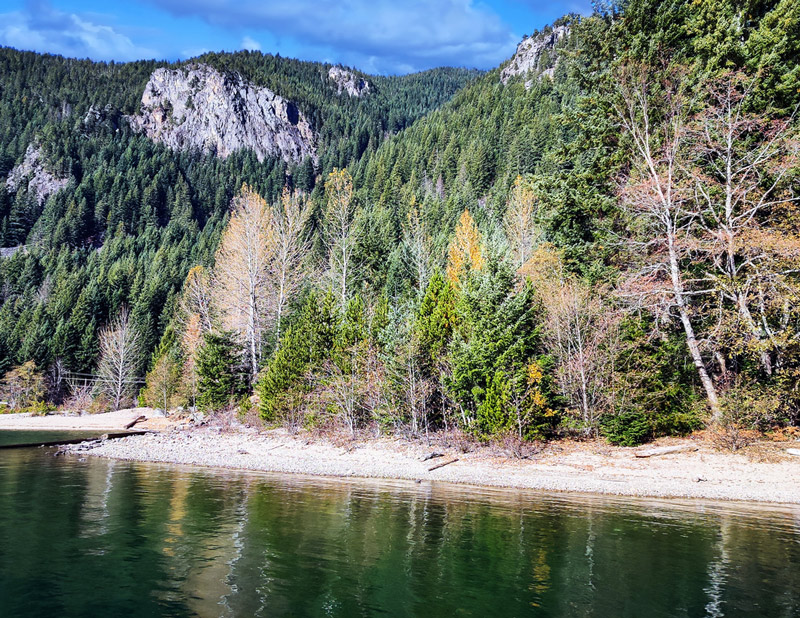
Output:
(82, 104), (120, 132)
(5, 144), (70, 205)
(500, 25), (571, 86)
(128, 64), (316, 163)
(328, 67), (371, 97)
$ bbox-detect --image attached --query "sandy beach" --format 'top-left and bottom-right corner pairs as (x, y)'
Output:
(11, 410), (793, 504)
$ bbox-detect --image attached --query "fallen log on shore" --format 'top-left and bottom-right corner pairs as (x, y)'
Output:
(124, 415), (147, 429)
(428, 458), (459, 471)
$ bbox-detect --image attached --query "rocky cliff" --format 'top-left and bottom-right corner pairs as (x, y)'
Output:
(500, 25), (571, 87)
(328, 67), (371, 97)
(128, 64), (317, 163)
(5, 144), (70, 205)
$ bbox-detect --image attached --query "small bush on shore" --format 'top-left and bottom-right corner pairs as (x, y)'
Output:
(23, 400), (56, 416)
(708, 424), (759, 452)
(600, 412), (651, 447)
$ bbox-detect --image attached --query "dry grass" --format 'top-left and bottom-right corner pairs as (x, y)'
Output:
(492, 432), (546, 459)
(766, 426), (800, 442)
(436, 428), (477, 453)
(742, 442), (786, 463)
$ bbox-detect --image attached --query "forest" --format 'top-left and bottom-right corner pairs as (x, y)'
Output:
(1, 0), (799, 448)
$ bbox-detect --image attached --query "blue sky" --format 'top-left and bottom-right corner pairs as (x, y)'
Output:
(0, 0), (592, 75)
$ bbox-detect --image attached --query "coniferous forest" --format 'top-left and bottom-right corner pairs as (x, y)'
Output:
(1, 0), (799, 448)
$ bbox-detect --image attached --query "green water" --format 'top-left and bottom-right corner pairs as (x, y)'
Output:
(0, 429), (106, 447)
(1, 442), (799, 617)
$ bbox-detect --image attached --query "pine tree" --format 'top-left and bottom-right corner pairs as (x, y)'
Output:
(196, 331), (246, 412)
(257, 292), (339, 420)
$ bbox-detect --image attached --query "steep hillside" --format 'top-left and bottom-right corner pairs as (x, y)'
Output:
(0, 48), (477, 373)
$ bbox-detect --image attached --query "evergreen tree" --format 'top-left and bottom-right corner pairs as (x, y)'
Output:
(196, 331), (247, 411)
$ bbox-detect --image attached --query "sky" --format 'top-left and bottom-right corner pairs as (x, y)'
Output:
(0, 0), (593, 75)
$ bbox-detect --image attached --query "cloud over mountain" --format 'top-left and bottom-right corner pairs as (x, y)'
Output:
(0, 0), (159, 61)
(148, 0), (519, 72)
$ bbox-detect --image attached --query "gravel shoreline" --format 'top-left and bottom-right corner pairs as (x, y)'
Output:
(0, 408), (170, 431)
(65, 427), (800, 505)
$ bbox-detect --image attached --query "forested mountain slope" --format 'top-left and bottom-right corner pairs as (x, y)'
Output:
(1, 0), (799, 446)
(0, 49), (477, 375)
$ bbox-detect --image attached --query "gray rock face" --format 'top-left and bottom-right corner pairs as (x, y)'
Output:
(500, 25), (571, 86)
(128, 64), (316, 163)
(5, 144), (70, 205)
(83, 104), (120, 131)
(328, 67), (371, 97)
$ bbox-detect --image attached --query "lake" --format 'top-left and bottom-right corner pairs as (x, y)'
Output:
(1, 434), (799, 617)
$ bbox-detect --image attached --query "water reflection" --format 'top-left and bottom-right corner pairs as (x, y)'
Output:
(1, 449), (799, 617)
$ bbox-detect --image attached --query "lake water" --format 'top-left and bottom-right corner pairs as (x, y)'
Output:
(1, 434), (799, 617)
(0, 429), (107, 447)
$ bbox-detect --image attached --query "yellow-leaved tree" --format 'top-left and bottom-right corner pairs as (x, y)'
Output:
(446, 209), (484, 284)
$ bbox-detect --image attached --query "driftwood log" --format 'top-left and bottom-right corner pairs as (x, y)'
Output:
(124, 415), (146, 430)
(428, 458), (459, 471)
(634, 445), (698, 458)
(786, 449), (800, 457)
(421, 452), (444, 462)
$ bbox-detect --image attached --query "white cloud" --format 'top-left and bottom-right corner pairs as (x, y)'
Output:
(180, 46), (211, 58)
(241, 35), (261, 51)
(0, 0), (159, 61)
(148, 0), (519, 72)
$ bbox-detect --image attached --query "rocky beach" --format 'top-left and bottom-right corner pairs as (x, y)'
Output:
(0, 411), (786, 504)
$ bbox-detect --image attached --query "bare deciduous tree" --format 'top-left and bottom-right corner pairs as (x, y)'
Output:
(687, 72), (800, 376)
(322, 359), (361, 437)
(614, 62), (722, 419)
(271, 188), (312, 345)
(213, 184), (276, 381)
(504, 175), (541, 268)
(522, 245), (618, 430)
(179, 265), (214, 334)
(403, 202), (433, 297)
(64, 375), (95, 413)
(97, 308), (142, 410)
(324, 169), (359, 309)
(615, 65), (800, 421)
(400, 346), (433, 437)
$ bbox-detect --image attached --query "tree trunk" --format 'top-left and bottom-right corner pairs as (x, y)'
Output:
(668, 234), (722, 421)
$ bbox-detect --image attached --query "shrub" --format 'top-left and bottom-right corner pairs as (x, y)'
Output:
(1, 361), (46, 410)
(23, 400), (56, 416)
(600, 412), (652, 446)
(652, 408), (704, 437)
(708, 424), (759, 452)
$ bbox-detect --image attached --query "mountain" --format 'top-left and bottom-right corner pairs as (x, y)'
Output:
(0, 47), (478, 371)
(1, 0), (799, 444)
